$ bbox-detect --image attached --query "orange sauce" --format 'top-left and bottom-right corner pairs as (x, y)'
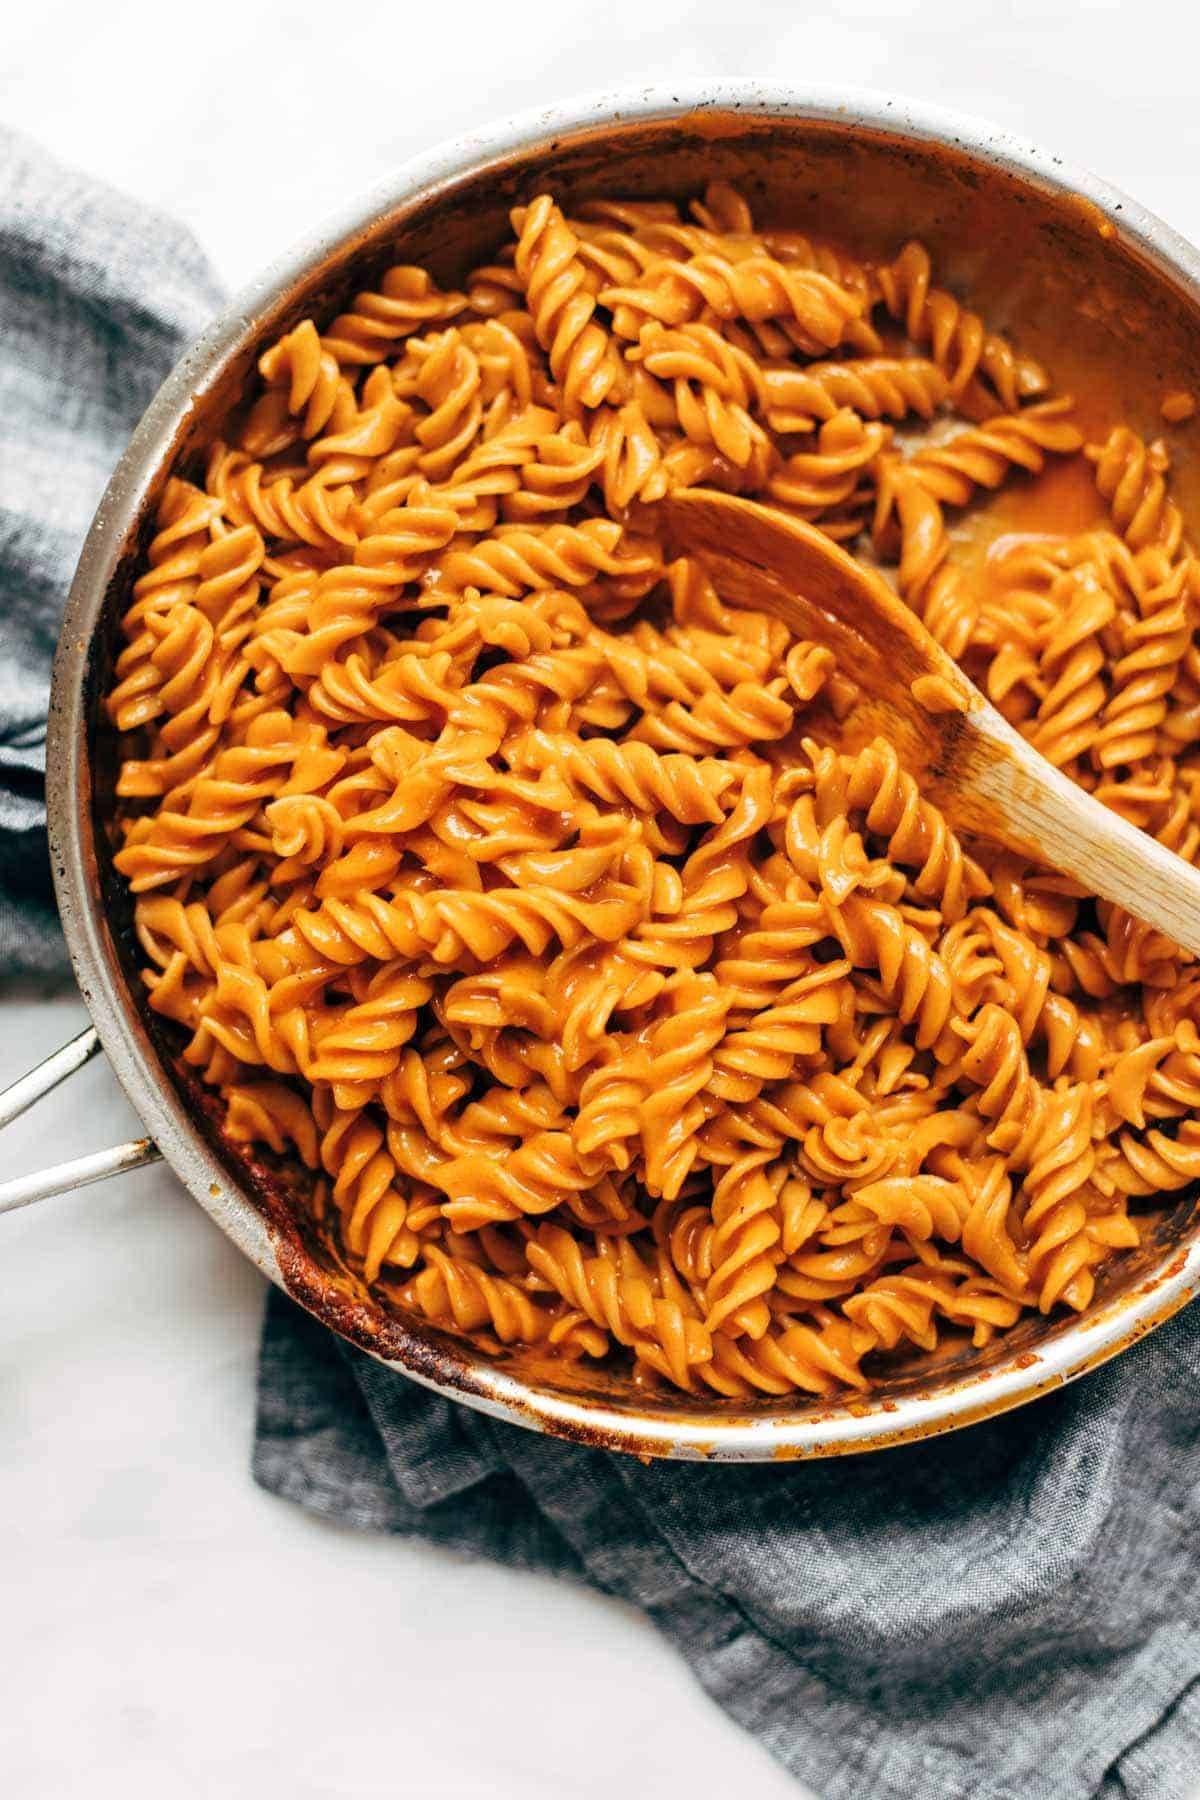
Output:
(1162, 388), (1197, 424)
(950, 449), (1108, 574)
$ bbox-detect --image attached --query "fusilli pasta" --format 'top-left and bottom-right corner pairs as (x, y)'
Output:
(105, 183), (1200, 1399)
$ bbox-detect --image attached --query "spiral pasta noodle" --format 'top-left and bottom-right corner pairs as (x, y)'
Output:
(106, 182), (1200, 1401)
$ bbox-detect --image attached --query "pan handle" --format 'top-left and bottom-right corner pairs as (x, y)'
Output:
(0, 1026), (161, 1216)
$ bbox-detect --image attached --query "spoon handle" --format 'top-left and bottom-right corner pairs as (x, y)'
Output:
(961, 703), (1200, 959)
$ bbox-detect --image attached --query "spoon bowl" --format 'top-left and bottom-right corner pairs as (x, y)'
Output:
(663, 488), (1200, 959)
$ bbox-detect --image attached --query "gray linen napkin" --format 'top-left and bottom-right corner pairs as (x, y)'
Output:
(0, 123), (222, 975)
(6, 119), (1200, 1800)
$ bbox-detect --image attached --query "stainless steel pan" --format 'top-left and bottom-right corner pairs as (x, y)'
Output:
(8, 82), (1200, 1460)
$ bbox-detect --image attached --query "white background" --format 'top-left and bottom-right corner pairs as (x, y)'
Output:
(4, 5), (1200, 1797)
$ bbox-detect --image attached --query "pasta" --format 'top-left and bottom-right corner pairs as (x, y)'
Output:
(106, 184), (1200, 1402)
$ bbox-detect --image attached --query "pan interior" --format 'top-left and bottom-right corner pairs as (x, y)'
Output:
(77, 104), (1200, 1439)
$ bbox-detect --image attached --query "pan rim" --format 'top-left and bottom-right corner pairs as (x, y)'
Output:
(46, 77), (1200, 1460)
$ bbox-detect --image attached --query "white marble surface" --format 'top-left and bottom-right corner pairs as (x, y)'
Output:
(4, 5), (1200, 1796)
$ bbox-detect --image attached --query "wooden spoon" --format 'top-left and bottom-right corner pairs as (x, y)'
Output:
(662, 487), (1200, 958)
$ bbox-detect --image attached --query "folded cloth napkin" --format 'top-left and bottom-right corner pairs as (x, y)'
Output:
(6, 120), (1200, 1800)
(0, 124), (222, 976)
